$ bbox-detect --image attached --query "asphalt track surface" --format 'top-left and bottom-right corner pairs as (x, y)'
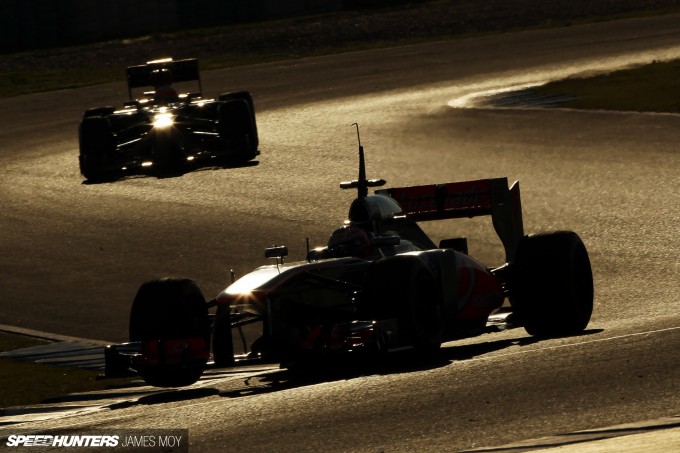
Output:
(1, 14), (680, 452)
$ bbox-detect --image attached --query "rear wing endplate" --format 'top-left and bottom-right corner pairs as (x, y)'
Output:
(377, 177), (524, 261)
(126, 58), (202, 99)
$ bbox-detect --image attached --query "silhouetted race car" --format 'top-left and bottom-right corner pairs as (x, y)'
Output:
(105, 137), (593, 387)
(78, 58), (259, 181)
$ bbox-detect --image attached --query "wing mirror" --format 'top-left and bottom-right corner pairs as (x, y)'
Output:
(264, 246), (288, 259)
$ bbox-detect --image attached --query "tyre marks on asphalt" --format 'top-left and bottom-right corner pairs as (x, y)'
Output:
(1, 341), (106, 370)
(0, 336), (279, 426)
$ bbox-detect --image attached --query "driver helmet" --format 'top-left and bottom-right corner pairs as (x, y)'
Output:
(327, 226), (371, 258)
(150, 68), (178, 103)
(150, 68), (173, 87)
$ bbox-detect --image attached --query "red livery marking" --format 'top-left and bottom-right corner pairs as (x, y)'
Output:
(382, 179), (496, 221)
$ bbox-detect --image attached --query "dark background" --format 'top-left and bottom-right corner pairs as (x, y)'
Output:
(3, 0), (680, 54)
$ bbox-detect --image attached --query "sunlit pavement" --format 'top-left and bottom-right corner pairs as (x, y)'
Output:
(1, 326), (679, 451)
(463, 417), (680, 452)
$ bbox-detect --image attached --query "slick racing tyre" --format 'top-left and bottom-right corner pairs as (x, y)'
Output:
(78, 117), (117, 181)
(218, 91), (258, 147)
(211, 304), (235, 367)
(129, 278), (210, 387)
(366, 256), (444, 354)
(511, 231), (594, 337)
(217, 97), (259, 161)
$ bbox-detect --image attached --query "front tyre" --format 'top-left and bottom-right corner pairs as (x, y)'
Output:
(218, 91), (258, 149)
(511, 231), (594, 337)
(129, 278), (210, 387)
(217, 98), (259, 161)
(79, 116), (117, 181)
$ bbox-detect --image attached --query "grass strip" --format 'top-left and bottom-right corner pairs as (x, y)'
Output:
(533, 59), (680, 114)
(2, 4), (680, 98)
(0, 333), (131, 409)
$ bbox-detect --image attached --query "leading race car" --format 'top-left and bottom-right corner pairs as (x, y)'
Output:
(78, 58), (259, 181)
(105, 136), (593, 387)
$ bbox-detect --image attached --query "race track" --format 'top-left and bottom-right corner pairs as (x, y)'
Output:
(1, 13), (680, 451)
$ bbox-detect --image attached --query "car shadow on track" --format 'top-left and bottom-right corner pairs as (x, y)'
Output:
(215, 342), (517, 399)
(440, 327), (603, 362)
(216, 354), (452, 399)
(215, 328), (604, 400)
(131, 388), (221, 407)
(81, 159), (260, 185)
(40, 329), (602, 414)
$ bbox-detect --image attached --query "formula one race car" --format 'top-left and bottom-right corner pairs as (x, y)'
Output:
(78, 58), (259, 181)
(105, 137), (593, 387)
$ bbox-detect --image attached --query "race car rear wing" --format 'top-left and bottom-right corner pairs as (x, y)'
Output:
(126, 58), (202, 99)
(377, 178), (524, 261)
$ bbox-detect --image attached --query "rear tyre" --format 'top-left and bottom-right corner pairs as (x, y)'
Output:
(79, 117), (117, 181)
(365, 256), (444, 355)
(511, 231), (593, 337)
(129, 278), (210, 387)
(211, 304), (235, 367)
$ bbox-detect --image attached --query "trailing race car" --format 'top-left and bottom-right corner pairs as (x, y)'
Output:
(105, 136), (593, 387)
(78, 58), (259, 181)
